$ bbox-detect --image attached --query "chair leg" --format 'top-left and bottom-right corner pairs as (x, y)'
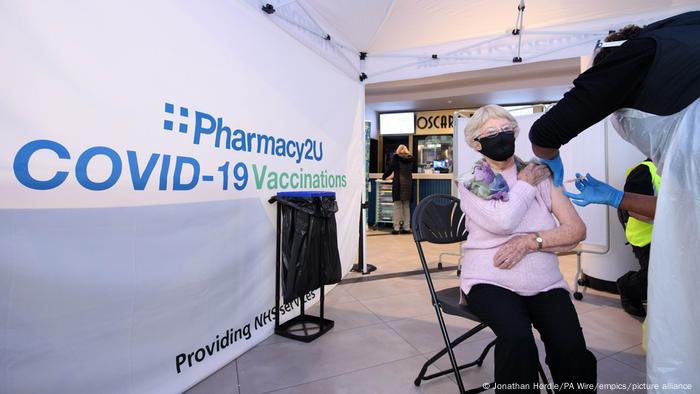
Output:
(414, 323), (489, 385)
(434, 310), (467, 393)
(416, 318), (551, 394)
(419, 338), (496, 382)
(573, 252), (584, 300)
(465, 385), (494, 394)
(475, 338), (496, 366)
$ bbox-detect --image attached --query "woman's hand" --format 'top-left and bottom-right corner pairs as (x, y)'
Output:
(517, 163), (551, 186)
(493, 234), (535, 269)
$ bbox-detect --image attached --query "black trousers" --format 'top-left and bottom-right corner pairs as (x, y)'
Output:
(467, 284), (597, 393)
(617, 244), (650, 303)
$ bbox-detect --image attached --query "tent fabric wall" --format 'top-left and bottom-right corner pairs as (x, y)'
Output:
(0, 1), (362, 392)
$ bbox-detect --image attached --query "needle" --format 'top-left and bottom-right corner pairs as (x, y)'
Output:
(564, 175), (585, 184)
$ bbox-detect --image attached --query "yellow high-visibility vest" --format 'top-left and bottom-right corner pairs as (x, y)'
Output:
(625, 162), (661, 247)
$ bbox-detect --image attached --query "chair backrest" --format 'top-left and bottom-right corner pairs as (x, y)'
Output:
(412, 194), (468, 244)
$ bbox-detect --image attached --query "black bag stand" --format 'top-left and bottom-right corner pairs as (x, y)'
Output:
(269, 192), (335, 343)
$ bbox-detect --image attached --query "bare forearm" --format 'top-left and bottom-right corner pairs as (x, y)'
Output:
(542, 223), (585, 247)
(629, 211), (652, 222)
(523, 224), (585, 253)
(620, 192), (656, 219)
(541, 242), (579, 253)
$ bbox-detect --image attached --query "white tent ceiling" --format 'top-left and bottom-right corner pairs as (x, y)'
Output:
(303, 0), (698, 53)
(246, 0), (700, 83)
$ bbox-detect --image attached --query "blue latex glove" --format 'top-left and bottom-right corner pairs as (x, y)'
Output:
(537, 153), (564, 187)
(563, 173), (624, 208)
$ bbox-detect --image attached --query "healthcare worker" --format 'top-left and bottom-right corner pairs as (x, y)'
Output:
(618, 159), (659, 318)
(528, 11), (700, 391)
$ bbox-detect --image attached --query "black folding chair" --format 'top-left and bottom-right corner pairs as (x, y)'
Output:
(412, 194), (552, 393)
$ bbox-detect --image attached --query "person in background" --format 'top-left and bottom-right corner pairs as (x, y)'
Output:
(459, 105), (595, 392)
(382, 144), (414, 234)
(618, 159), (659, 318)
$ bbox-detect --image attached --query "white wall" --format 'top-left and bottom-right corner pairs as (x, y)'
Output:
(365, 106), (379, 139)
(582, 120), (645, 281)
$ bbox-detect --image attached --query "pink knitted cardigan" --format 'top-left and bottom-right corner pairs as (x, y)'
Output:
(458, 164), (569, 298)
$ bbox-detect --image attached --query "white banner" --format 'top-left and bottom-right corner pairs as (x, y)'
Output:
(0, 1), (363, 393)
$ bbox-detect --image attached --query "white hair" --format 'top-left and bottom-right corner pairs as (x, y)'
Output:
(463, 105), (518, 149)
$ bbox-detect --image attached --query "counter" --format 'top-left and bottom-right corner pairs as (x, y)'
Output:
(367, 173), (454, 226)
(369, 173), (453, 180)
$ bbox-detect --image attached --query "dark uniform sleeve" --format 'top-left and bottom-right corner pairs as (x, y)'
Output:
(624, 163), (655, 196)
(529, 38), (657, 149)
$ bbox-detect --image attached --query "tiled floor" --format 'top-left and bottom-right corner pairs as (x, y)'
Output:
(186, 232), (645, 394)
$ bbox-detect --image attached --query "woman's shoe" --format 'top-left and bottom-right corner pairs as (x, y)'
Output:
(400, 229), (412, 234)
(391, 230), (400, 235)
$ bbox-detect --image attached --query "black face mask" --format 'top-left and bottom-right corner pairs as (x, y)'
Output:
(476, 132), (515, 161)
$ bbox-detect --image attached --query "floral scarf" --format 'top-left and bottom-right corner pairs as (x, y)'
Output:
(460, 157), (529, 201)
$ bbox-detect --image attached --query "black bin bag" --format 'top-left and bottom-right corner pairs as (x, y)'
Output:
(276, 192), (342, 304)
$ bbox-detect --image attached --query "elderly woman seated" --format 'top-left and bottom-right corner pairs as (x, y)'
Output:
(458, 105), (596, 392)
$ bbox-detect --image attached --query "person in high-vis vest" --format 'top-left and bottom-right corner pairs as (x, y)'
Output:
(617, 159), (660, 318)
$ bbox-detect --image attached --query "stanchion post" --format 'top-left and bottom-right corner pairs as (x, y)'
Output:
(352, 202), (376, 274)
(273, 197), (281, 331)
